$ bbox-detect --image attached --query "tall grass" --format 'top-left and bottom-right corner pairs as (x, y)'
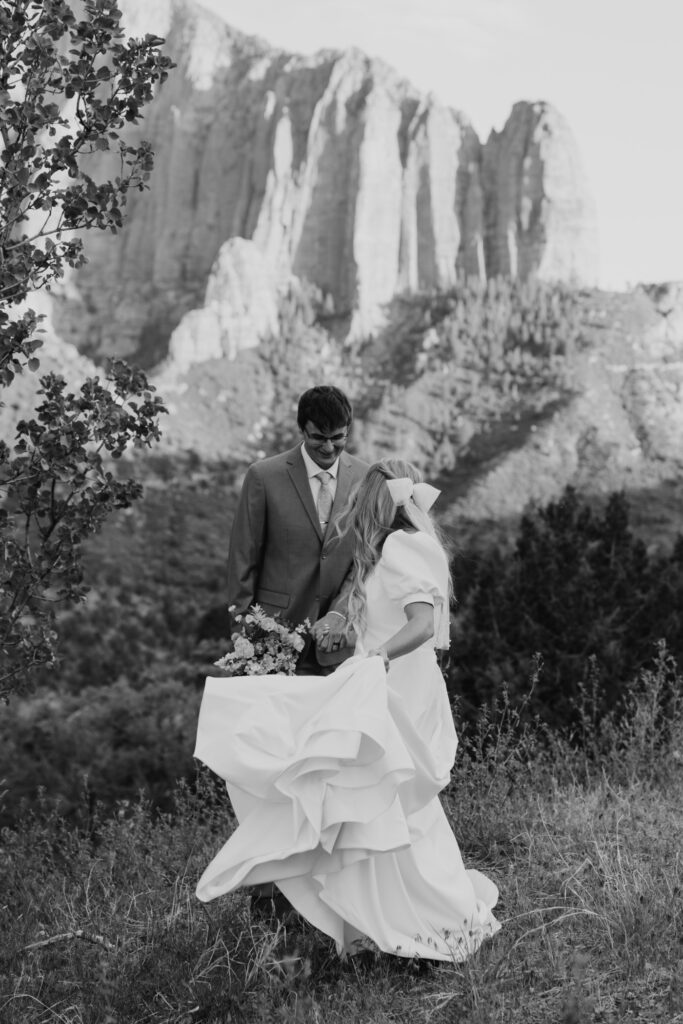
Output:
(2, 652), (682, 1024)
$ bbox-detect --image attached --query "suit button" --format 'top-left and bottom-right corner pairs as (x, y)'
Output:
(321, 553), (327, 560)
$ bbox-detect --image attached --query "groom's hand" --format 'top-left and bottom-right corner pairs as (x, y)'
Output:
(311, 611), (348, 652)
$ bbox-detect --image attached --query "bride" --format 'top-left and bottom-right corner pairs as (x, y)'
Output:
(194, 460), (501, 961)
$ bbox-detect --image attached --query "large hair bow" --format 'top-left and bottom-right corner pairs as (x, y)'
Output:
(386, 477), (440, 512)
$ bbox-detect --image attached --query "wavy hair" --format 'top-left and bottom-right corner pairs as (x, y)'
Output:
(336, 459), (453, 639)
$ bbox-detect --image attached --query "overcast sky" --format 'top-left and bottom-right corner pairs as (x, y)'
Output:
(199, 0), (682, 290)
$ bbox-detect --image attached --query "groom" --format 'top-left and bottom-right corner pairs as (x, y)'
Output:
(227, 385), (368, 673)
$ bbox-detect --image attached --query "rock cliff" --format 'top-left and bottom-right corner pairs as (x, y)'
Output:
(482, 102), (599, 285)
(14, 0), (670, 548)
(160, 238), (280, 372)
(48, 0), (598, 370)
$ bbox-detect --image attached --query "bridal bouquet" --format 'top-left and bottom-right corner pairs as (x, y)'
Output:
(214, 604), (309, 676)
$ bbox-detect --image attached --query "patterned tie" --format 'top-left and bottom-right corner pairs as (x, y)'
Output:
(315, 471), (334, 529)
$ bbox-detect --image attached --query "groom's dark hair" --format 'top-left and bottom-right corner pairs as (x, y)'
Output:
(297, 386), (353, 433)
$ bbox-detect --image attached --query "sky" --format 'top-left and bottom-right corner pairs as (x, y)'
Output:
(199, 0), (682, 291)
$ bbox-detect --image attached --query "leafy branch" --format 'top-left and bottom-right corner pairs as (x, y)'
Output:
(0, 0), (174, 698)
(0, 360), (166, 698)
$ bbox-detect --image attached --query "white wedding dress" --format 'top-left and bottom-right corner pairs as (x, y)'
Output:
(194, 530), (501, 960)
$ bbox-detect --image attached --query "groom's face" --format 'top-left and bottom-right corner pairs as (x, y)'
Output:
(301, 420), (349, 469)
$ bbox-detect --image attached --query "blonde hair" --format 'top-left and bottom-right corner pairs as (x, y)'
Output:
(337, 459), (453, 639)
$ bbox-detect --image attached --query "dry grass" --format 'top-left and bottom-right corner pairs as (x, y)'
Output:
(2, 657), (683, 1024)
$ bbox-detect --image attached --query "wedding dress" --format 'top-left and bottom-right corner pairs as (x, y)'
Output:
(194, 530), (500, 960)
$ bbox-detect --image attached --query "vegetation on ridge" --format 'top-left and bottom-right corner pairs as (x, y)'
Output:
(251, 277), (586, 476)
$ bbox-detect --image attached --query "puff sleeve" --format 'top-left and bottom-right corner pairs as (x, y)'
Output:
(379, 531), (451, 649)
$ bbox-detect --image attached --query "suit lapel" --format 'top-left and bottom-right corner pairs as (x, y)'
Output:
(326, 452), (354, 538)
(286, 446), (323, 539)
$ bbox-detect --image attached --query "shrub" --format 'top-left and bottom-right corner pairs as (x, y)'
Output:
(450, 488), (683, 728)
(0, 676), (201, 828)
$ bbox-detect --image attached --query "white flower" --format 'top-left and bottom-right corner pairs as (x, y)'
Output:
(233, 636), (255, 659)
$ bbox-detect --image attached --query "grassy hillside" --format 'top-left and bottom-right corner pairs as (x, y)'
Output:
(2, 661), (682, 1023)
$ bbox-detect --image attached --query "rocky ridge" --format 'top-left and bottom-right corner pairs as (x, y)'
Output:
(8, 0), (680, 545)
(435, 283), (683, 542)
(47, 0), (598, 372)
(145, 280), (683, 550)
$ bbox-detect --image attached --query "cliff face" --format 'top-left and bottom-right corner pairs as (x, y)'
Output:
(5, 0), (679, 548)
(482, 102), (599, 285)
(49, 0), (598, 368)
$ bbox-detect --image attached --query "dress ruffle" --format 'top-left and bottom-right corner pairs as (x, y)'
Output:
(195, 656), (500, 960)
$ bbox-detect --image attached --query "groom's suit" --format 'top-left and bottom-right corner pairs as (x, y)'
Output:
(227, 444), (368, 668)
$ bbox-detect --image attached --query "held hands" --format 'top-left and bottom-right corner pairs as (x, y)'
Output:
(311, 610), (348, 653)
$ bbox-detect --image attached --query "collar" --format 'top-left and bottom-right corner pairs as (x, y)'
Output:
(300, 442), (340, 480)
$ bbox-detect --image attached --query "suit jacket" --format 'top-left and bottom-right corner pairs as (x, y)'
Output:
(227, 445), (368, 665)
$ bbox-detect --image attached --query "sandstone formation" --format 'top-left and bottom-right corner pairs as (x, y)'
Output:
(47, 0), (597, 371)
(482, 102), (599, 286)
(159, 238), (279, 374)
(17, 0), (674, 545)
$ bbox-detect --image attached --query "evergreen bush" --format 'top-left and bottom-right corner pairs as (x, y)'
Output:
(450, 488), (683, 728)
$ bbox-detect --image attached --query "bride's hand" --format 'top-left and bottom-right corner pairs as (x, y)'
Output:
(367, 647), (390, 672)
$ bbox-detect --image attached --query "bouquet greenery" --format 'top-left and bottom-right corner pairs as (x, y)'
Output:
(214, 604), (309, 676)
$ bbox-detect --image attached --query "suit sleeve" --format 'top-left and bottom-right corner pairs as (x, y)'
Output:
(226, 465), (266, 622)
(328, 564), (354, 617)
